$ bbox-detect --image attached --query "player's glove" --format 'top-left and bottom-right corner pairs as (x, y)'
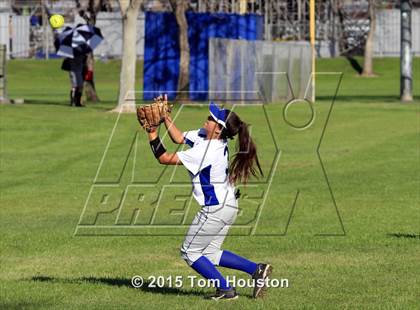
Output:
(137, 94), (172, 132)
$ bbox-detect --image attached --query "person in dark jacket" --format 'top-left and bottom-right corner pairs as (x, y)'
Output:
(61, 55), (86, 107)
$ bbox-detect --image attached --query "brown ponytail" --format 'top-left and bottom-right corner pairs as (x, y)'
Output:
(220, 111), (263, 184)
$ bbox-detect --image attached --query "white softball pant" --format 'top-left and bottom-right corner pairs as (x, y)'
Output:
(181, 201), (238, 266)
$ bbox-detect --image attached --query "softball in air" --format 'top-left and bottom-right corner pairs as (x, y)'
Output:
(49, 14), (65, 29)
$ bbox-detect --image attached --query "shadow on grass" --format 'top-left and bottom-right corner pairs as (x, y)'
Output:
(23, 99), (118, 111)
(387, 233), (420, 239)
(31, 276), (204, 297)
(25, 99), (70, 106)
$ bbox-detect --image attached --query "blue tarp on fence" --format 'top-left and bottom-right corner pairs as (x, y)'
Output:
(143, 12), (263, 101)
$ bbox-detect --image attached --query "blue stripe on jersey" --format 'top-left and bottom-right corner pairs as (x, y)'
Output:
(199, 165), (219, 206)
(198, 128), (207, 137)
(184, 137), (194, 147)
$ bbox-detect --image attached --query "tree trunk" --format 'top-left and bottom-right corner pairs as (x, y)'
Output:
(114, 0), (141, 113)
(170, 0), (190, 100)
(362, 0), (376, 76)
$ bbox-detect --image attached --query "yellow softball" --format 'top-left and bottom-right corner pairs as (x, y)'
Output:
(49, 14), (65, 29)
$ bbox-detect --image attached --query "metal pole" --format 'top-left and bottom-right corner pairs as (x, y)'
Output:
(310, 0), (315, 102)
(400, 0), (413, 102)
(42, 0), (49, 59)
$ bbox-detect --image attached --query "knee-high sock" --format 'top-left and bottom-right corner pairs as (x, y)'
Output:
(191, 256), (231, 290)
(219, 250), (258, 275)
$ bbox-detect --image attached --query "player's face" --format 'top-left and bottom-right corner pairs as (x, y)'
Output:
(204, 115), (216, 129)
(204, 115), (220, 138)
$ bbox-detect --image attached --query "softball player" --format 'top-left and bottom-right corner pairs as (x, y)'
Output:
(146, 102), (272, 300)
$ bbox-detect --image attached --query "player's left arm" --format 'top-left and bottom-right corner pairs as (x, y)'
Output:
(164, 115), (185, 144)
(147, 130), (181, 165)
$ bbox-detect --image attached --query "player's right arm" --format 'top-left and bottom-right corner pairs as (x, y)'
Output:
(147, 130), (181, 165)
(147, 130), (206, 174)
(164, 115), (184, 144)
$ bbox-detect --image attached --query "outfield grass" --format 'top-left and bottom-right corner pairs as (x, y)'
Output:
(0, 58), (419, 309)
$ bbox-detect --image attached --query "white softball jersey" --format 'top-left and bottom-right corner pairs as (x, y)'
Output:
(176, 128), (237, 207)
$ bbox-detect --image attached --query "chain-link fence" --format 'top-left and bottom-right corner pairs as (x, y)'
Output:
(209, 38), (312, 103)
(2, 0), (420, 58)
(193, 0), (420, 57)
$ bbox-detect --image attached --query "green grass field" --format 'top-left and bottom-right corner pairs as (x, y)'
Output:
(1, 58), (419, 309)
